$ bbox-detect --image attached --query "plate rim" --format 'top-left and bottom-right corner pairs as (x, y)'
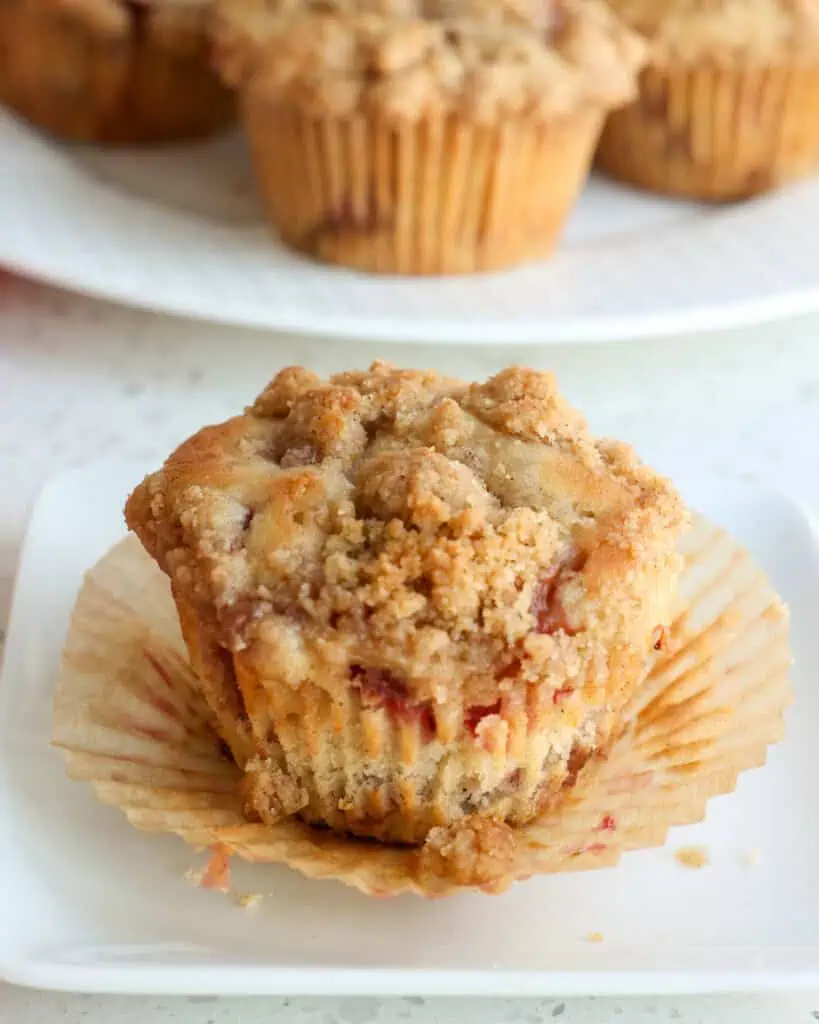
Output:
(2, 248), (818, 346)
(4, 111), (819, 345)
(6, 960), (819, 998)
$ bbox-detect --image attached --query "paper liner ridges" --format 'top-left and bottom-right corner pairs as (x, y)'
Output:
(243, 109), (602, 274)
(597, 65), (819, 201)
(53, 515), (791, 896)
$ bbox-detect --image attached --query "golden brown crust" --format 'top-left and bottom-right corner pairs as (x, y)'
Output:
(127, 362), (685, 700)
(416, 816), (518, 888)
(605, 0), (819, 65)
(0, 0), (234, 143)
(126, 362), (688, 843)
(213, 0), (647, 123)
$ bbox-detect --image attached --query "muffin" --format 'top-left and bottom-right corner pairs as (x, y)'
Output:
(0, 0), (234, 143)
(211, 0), (646, 274)
(125, 363), (688, 845)
(597, 0), (819, 200)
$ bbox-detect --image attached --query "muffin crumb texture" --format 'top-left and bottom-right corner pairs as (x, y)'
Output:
(605, 0), (819, 63)
(126, 362), (687, 844)
(214, 0), (647, 121)
(417, 816), (518, 887)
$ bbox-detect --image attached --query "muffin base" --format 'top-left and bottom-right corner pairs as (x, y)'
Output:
(596, 64), (819, 202)
(241, 102), (602, 274)
(0, 0), (234, 144)
(175, 598), (634, 845)
(53, 515), (791, 896)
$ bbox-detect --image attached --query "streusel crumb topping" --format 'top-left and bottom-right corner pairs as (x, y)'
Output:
(605, 0), (819, 63)
(213, 0), (647, 121)
(417, 816), (518, 886)
(126, 363), (687, 709)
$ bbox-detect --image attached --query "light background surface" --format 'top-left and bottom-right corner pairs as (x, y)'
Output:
(3, 273), (819, 1020)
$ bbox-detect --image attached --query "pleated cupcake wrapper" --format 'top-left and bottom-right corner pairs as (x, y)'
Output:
(240, 104), (602, 275)
(53, 514), (791, 896)
(596, 63), (819, 201)
(176, 591), (626, 847)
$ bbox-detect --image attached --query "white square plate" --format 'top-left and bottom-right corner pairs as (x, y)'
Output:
(2, 464), (819, 997)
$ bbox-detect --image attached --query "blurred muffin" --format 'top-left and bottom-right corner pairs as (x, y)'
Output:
(0, 0), (234, 143)
(125, 362), (687, 845)
(211, 0), (646, 274)
(598, 0), (819, 200)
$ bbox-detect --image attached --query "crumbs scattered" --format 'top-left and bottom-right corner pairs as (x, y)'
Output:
(186, 845), (232, 893)
(743, 847), (762, 868)
(236, 892), (263, 910)
(675, 845), (709, 870)
(585, 931), (604, 943)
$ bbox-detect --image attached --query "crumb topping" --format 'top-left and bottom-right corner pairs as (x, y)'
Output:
(126, 362), (687, 713)
(416, 815), (517, 885)
(213, 0), (647, 121)
(605, 0), (819, 63)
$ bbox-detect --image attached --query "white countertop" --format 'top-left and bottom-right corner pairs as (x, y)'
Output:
(2, 272), (819, 1021)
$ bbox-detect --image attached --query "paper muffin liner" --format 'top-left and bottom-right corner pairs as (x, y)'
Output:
(596, 64), (819, 201)
(175, 588), (639, 846)
(239, 103), (602, 274)
(53, 514), (791, 897)
(0, 0), (233, 143)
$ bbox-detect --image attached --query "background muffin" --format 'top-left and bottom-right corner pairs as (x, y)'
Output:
(0, 0), (234, 143)
(597, 0), (819, 200)
(126, 363), (687, 845)
(212, 0), (646, 274)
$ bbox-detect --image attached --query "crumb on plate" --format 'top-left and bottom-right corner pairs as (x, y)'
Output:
(186, 844), (232, 893)
(585, 931), (604, 943)
(236, 892), (263, 910)
(675, 845), (709, 870)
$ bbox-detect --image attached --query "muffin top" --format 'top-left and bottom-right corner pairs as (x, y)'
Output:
(605, 0), (819, 63)
(126, 363), (687, 709)
(213, 0), (647, 121)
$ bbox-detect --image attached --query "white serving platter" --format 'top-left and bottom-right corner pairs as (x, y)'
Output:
(1, 463), (819, 996)
(3, 111), (819, 343)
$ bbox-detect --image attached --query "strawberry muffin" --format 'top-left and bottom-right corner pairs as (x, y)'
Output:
(211, 0), (646, 272)
(598, 0), (819, 199)
(0, 0), (233, 143)
(126, 363), (687, 844)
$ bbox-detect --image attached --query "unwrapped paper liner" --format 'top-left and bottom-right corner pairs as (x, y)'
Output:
(52, 514), (791, 896)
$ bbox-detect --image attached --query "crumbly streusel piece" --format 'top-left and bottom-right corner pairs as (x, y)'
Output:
(126, 363), (688, 844)
(214, 0), (646, 122)
(604, 0), (819, 64)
